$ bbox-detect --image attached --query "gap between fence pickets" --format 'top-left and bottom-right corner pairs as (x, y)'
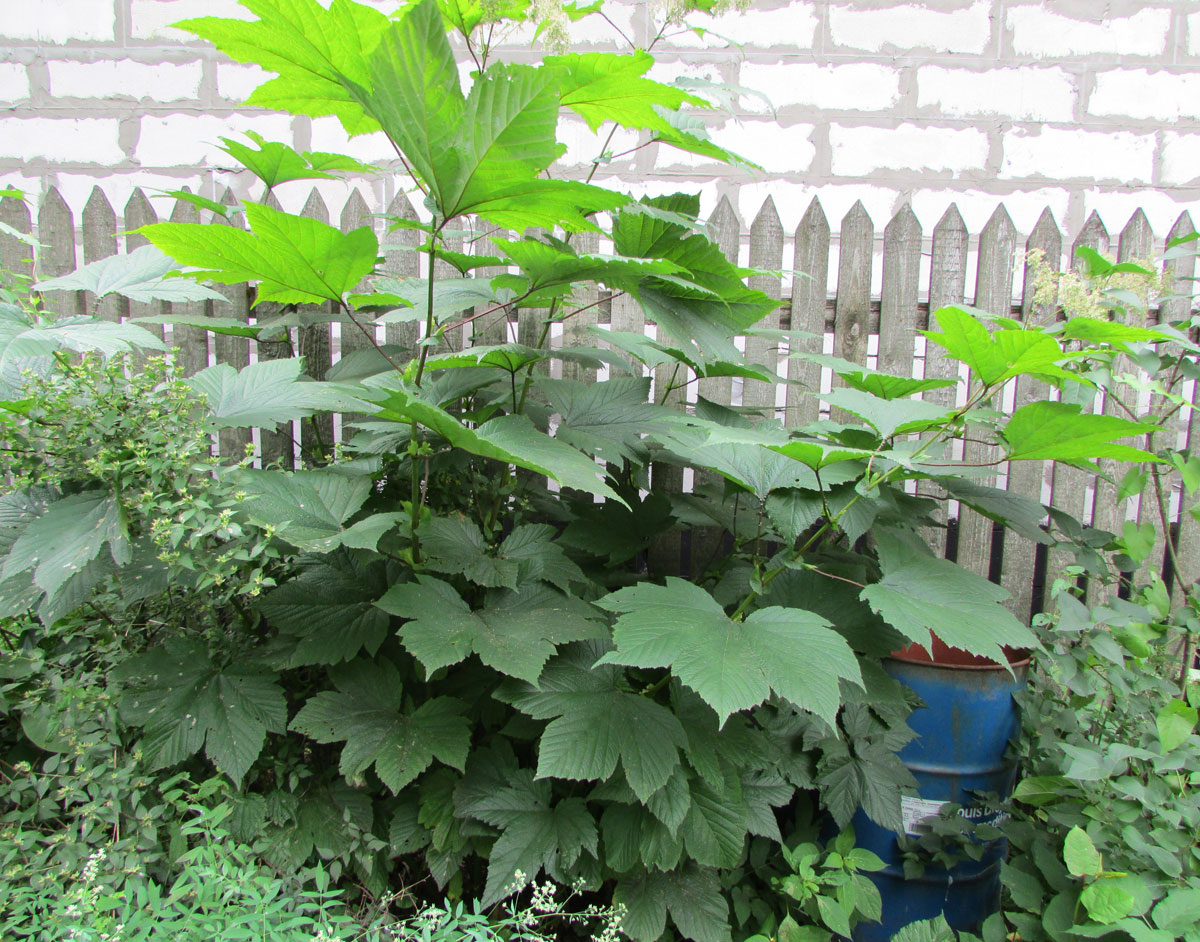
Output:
(9, 185), (1199, 617)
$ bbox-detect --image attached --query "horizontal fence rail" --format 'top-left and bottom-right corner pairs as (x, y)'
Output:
(3, 185), (1198, 625)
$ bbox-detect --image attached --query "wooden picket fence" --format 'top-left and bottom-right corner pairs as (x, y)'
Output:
(3, 184), (1198, 624)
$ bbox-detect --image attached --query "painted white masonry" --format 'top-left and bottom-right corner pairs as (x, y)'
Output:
(3, 0), (1200, 254)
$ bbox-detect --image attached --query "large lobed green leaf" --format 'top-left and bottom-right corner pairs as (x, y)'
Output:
(141, 201), (379, 306)
(501, 644), (687, 801)
(365, 377), (624, 503)
(343, 1), (625, 230)
(378, 576), (604, 683)
(258, 550), (394, 667)
(1, 491), (125, 599)
(597, 579), (861, 727)
(116, 640), (287, 786)
(860, 531), (1037, 664)
(924, 305), (1077, 387)
(180, 0), (390, 134)
(189, 357), (371, 429)
(33, 245), (229, 303)
(456, 768), (598, 905)
(1003, 400), (1158, 464)
(289, 656), (470, 793)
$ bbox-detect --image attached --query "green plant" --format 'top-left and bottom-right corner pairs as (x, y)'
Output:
(741, 828), (887, 942)
(5, 1), (1197, 939)
(998, 585), (1200, 942)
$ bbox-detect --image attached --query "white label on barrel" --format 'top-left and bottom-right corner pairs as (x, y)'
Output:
(900, 796), (947, 836)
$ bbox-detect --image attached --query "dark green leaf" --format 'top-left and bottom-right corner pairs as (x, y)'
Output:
(258, 550), (392, 667)
(378, 576), (605, 683)
(597, 579), (861, 726)
(860, 532), (1037, 664)
(289, 656), (470, 793)
(188, 357), (369, 428)
(365, 379), (623, 503)
(501, 644), (687, 801)
(455, 768), (598, 904)
(117, 640), (286, 785)
(615, 864), (731, 942)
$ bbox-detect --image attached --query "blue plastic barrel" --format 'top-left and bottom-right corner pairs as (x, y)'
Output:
(851, 640), (1028, 942)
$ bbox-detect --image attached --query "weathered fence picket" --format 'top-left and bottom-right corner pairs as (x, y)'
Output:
(4, 185), (1198, 622)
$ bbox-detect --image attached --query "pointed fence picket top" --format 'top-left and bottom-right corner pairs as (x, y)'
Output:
(787, 197), (829, 427)
(1003, 208), (1062, 621)
(917, 204), (971, 559)
(123, 189), (164, 343)
(834, 200), (873, 367)
(1072, 210), (1110, 273)
(82, 187), (120, 323)
(255, 190), (296, 471)
(0, 190), (33, 279)
(831, 201), (873, 426)
(1115, 210), (1170, 586)
(925, 204), (968, 395)
(1118, 208), (1155, 265)
(340, 188), (376, 359)
(37, 187), (82, 317)
(212, 188), (253, 460)
(956, 205), (1017, 582)
(744, 196), (785, 416)
(697, 194), (740, 409)
(381, 192), (420, 350)
(297, 189), (334, 463)
(168, 190), (210, 378)
(878, 204), (921, 382)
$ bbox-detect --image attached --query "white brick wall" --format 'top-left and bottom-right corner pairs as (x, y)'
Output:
(710, 121), (816, 175)
(1089, 70), (1200, 122)
(0, 118), (124, 164)
(48, 60), (203, 101)
(829, 2), (992, 54)
(740, 63), (901, 113)
(1161, 134), (1200, 186)
(130, 0), (254, 41)
(136, 113), (294, 167)
(663, 2), (818, 50)
(1007, 6), (1171, 58)
(0, 0), (114, 42)
(215, 63), (269, 102)
(0, 64), (30, 103)
(918, 67), (1075, 123)
(830, 125), (989, 177)
(308, 117), (402, 165)
(1001, 128), (1156, 184)
(3, 0), (1200, 255)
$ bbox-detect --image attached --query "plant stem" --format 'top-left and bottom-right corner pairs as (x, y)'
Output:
(729, 381), (995, 620)
(413, 237), (441, 387)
